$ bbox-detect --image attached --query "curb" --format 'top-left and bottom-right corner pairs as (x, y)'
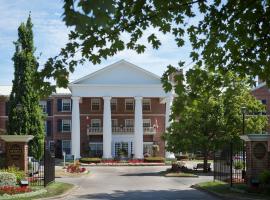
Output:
(191, 185), (265, 200)
(38, 184), (79, 200)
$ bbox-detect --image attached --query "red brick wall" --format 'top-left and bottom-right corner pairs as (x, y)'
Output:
(0, 96), (167, 157)
(251, 86), (270, 133)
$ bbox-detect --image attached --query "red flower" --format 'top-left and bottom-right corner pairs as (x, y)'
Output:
(0, 186), (31, 195)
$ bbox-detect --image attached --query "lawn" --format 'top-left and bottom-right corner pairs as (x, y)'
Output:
(195, 181), (269, 200)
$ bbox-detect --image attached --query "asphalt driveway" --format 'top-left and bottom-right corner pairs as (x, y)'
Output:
(55, 166), (218, 200)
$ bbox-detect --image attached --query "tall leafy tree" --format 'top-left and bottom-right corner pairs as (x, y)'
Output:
(163, 67), (268, 172)
(40, 0), (270, 89)
(8, 16), (45, 160)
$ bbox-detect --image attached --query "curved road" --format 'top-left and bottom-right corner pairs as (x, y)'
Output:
(55, 166), (218, 200)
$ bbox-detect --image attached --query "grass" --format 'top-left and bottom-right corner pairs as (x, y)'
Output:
(8, 182), (74, 200)
(196, 181), (269, 200)
(160, 169), (198, 177)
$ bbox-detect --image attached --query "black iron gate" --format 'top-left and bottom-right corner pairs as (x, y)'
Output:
(214, 141), (246, 186)
(28, 143), (55, 187)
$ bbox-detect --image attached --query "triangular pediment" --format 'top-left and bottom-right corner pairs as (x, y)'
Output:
(72, 60), (161, 85)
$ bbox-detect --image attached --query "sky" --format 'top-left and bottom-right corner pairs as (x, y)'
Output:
(0, 0), (193, 85)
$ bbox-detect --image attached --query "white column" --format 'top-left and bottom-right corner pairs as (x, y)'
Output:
(71, 96), (81, 159)
(165, 96), (175, 159)
(103, 96), (112, 159)
(134, 96), (144, 159)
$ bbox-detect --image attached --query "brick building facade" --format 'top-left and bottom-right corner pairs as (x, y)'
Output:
(0, 60), (175, 159)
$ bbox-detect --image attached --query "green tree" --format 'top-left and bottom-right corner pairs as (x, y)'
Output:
(8, 16), (45, 160)
(163, 67), (267, 172)
(40, 0), (270, 89)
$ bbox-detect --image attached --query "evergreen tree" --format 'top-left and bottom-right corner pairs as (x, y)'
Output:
(8, 16), (44, 160)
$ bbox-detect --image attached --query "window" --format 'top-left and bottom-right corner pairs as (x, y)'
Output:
(261, 99), (267, 105)
(143, 119), (151, 127)
(49, 141), (54, 153)
(143, 99), (151, 111)
(89, 143), (103, 157)
(125, 99), (134, 111)
(111, 119), (118, 127)
(125, 119), (134, 127)
(62, 120), (71, 132)
(62, 99), (71, 111)
(39, 101), (47, 113)
(91, 98), (100, 111)
(111, 98), (117, 111)
(91, 119), (101, 127)
(62, 140), (71, 155)
(143, 142), (153, 155)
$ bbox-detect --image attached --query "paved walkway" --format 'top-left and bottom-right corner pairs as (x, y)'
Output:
(55, 166), (218, 200)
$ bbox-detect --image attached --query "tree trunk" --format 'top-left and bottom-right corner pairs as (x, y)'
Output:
(203, 149), (209, 173)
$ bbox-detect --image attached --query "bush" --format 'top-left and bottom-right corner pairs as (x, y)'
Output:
(79, 157), (101, 164)
(0, 166), (26, 183)
(176, 155), (189, 160)
(259, 170), (270, 185)
(144, 157), (165, 163)
(67, 161), (86, 173)
(234, 161), (244, 170)
(0, 172), (16, 187)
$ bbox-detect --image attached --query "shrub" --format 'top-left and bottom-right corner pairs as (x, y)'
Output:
(259, 170), (270, 185)
(144, 157), (165, 163)
(79, 157), (101, 164)
(0, 166), (26, 183)
(0, 172), (16, 187)
(234, 161), (244, 170)
(0, 186), (31, 195)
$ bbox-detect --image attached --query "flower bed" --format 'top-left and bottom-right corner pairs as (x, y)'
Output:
(0, 186), (31, 195)
(66, 162), (87, 173)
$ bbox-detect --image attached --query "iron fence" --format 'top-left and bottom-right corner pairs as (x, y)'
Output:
(214, 141), (246, 186)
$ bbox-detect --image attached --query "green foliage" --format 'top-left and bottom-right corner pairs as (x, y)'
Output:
(38, 0), (270, 89)
(7, 15), (45, 160)
(0, 172), (16, 187)
(259, 170), (270, 185)
(0, 166), (26, 183)
(144, 157), (165, 163)
(79, 157), (101, 164)
(233, 161), (244, 170)
(163, 66), (268, 172)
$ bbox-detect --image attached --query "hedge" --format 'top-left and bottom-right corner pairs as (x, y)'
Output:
(79, 158), (102, 164)
(144, 157), (165, 163)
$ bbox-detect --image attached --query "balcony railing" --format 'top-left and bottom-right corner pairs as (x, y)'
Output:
(87, 126), (157, 135)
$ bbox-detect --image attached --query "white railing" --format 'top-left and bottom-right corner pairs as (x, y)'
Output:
(87, 126), (157, 135)
(87, 127), (103, 135)
(143, 127), (156, 135)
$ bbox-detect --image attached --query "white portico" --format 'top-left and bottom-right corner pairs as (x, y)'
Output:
(68, 60), (174, 159)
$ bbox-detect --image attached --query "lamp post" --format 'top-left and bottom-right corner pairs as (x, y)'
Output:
(241, 106), (247, 181)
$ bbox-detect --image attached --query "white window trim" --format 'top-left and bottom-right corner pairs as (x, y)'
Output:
(111, 119), (118, 127)
(125, 99), (134, 111)
(62, 99), (71, 112)
(143, 99), (151, 111)
(62, 119), (71, 132)
(143, 119), (151, 127)
(111, 98), (117, 111)
(125, 119), (134, 127)
(62, 140), (71, 155)
(39, 101), (47, 113)
(91, 119), (101, 127)
(91, 98), (100, 111)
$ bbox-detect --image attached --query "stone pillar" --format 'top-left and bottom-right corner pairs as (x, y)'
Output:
(134, 96), (144, 159)
(71, 96), (81, 159)
(103, 96), (112, 159)
(165, 96), (175, 159)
